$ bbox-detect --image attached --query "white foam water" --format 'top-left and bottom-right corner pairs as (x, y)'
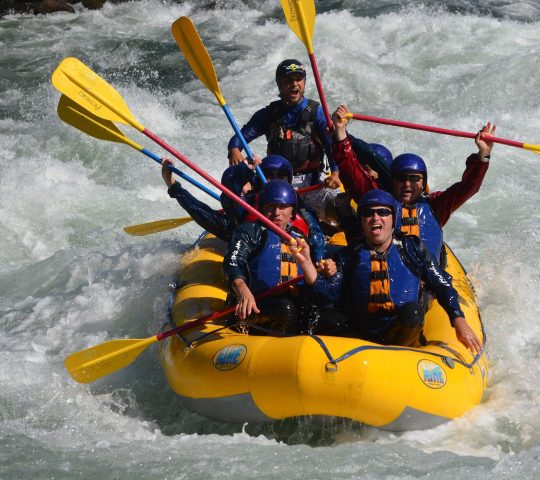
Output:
(1, 1), (539, 478)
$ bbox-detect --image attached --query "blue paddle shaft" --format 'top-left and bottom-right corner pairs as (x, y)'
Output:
(221, 104), (267, 184)
(141, 148), (221, 201)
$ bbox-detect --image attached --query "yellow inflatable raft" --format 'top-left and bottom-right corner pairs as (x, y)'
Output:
(158, 234), (488, 431)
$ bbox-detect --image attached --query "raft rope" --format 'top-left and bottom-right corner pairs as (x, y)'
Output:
(308, 334), (485, 371)
(172, 316), (485, 372)
(165, 297), (486, 372)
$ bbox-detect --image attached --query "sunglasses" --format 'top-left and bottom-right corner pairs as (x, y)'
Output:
(394, 173), (424, 183)
(359, 207), (393, 218)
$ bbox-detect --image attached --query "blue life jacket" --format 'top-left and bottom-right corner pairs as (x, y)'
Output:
(351, 240), (420, 337)
(248, 229), (304, 293)
(400, 196), (443, 262)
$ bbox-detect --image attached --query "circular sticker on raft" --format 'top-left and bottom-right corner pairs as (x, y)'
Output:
(417, 359), (447, 389)
(213, 345), (247, 371)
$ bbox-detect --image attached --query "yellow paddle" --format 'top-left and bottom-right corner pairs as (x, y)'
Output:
(51, 57), (294, 243)
(123, 217), (194, 236)
(171, 16), (226, 106)
(171, 16), (267, 183)
(280, 0), (332, 128)
(64, 275), (305, 383)
(57, 95), (221, 200)
(281, 0), (316, 53)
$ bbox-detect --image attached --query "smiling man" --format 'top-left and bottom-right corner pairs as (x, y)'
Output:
(227, 59), (342, 226)
(292, 189), (482, 352)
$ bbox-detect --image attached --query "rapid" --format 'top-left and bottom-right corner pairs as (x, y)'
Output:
(1, 1), (539, 478)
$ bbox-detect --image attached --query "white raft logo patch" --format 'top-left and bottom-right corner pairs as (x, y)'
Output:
(417, 360), (447, 389)
(213, 345), (247, 371)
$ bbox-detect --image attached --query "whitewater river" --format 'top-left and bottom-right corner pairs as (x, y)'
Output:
(1, 1), (539, 478)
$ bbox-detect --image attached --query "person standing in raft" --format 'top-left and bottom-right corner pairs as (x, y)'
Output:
(290, 189), (482, 353)
(226, 59), (342, 226)
(223, 180), (332, 334)
(331, 104), (495, 263)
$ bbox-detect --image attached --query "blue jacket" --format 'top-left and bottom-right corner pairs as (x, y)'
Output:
(309, 234), (464, 327)
(227, 97), (336, 171)
(223, 222), (305, 292)
(168, 182), (233, 242)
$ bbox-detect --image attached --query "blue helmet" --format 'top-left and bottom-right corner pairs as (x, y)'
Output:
(220, 165), (237, 189)
(358, 189), (401, 229)
(220, 164), (254, 191)
(220, 164), (255, 224)
(275, 59), (306, 87)
(369, 143), (393, 168)
(261, 155), (293, 183)
(391, 153), (428, 184)
(258, 180), (297, 208)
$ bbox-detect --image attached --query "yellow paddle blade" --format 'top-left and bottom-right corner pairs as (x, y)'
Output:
(280, 0), (316, 54)
(523, 143), (540, 155)
(65, 336), (157, 383)
(51, 57), (144, 131)
(171, 16), (226, 106)
(123, 217), (194, 236)
(57, 95), (139, 149)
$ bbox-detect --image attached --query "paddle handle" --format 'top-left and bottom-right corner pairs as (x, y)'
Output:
(308, 53), (332, 130)
(349, 113), (528, 150)
(142, 128), (293, 242)
(221, 104), (268, 184)
(156, 274), (305, 341)
(296, 183), (323, 194)
(140, 148), (221, 201)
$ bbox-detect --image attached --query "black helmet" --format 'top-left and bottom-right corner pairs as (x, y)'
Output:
(275, 59), (307, 87)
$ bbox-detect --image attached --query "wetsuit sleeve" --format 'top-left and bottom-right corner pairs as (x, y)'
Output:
(168, 182), (232, 242)
(306, 248), (351, 304)
(314, 104), (336, 171)
(403, 237), (464, 322)
(298, 204), (326, 262)
(331, 136), (378, 204)
(227, 107), (269, 151)
(428, 153), (490, 227)
(223, 223), (263, 286)
(220, 162), (257, 224)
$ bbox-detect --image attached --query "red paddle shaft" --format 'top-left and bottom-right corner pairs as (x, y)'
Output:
(156, 274), (305, 341)
(350, 113), (524, 149)
(143, 129), (293, 242)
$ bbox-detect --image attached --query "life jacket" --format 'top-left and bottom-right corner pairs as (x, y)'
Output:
(351, 240), (420, 335)
(265, 99), (324, 173)
(248, 229), (304, 293)
(399, 196), (443, 262)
